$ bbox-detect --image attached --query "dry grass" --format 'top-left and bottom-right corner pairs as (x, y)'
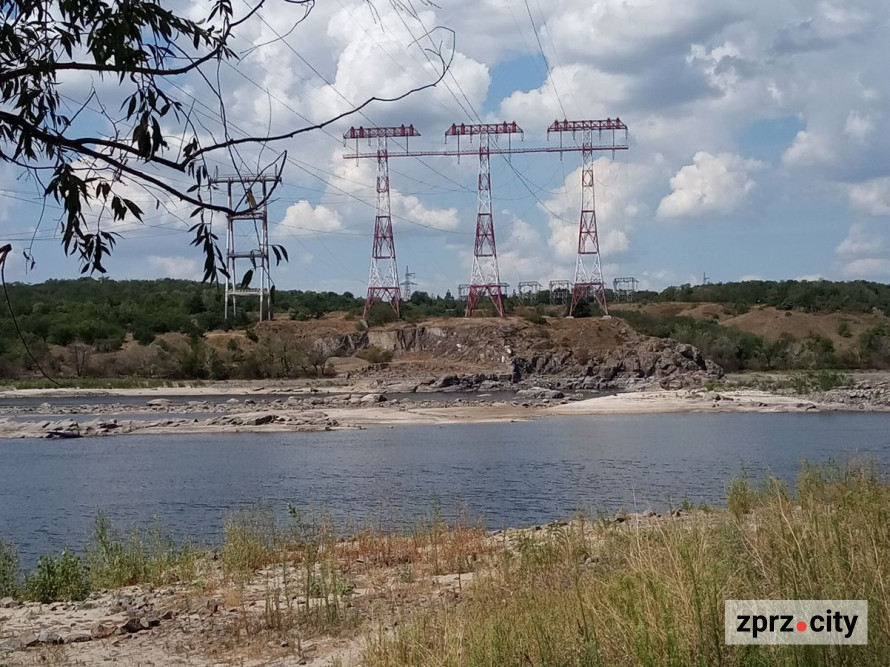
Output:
(364, 462), (890, 666)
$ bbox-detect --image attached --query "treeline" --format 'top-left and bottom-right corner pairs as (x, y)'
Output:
(631, 279), (890, 314)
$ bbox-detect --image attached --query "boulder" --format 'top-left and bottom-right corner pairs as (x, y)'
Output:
(431, 375), (460, 389)
(64, 630), (92, 644)
(37, 629), (63, 645)
(360, 393), (386, 404)
(146, 398), (172, 407)
(245, 414), (276, 426)
(119, 617), (144, 634)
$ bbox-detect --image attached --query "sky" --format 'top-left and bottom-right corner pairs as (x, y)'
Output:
(2, 0), (890, 296)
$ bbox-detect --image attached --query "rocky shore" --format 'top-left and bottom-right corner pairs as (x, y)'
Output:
(2, 371), (890, 440)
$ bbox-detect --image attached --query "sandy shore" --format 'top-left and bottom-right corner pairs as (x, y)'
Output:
(545, 388), (830, 416)
(2, 387), (886, 440)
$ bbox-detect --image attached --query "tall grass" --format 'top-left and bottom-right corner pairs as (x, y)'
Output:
(365, 461), (890, 666)
(86, 512), (200, 588)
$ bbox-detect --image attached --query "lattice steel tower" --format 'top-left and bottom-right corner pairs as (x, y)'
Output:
(445, 122), (523, 317)
(548, 118), (628, 317)
(211, 172), (280, 321)
(344, 125), (420, 320)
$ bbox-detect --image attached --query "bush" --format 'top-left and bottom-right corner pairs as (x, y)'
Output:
(0, 539), (20, 597)
(355, 346), (393, 364)
(24, 548), (91, 603)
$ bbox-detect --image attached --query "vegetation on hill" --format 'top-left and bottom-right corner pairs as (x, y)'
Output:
(0, 277), (889, 379)
(638, 279), (890, 314)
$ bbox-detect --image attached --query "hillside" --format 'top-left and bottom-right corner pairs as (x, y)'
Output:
(1, 277), (890, 381)
(614, 302), (890, 355)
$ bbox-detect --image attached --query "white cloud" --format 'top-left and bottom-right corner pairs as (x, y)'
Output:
(844, 110), (875, 143)
(739, 274), (762, 281)
(835, 222), (890, 279)
(836, 222), (884, 258)
(148, 256), (200, 280)
(276, 200), (343, 236)
(657, 152), (761, 219)
(541, 157), (649, 265)
(782, 130), (833, 167)
(392, 193), (459, 231)
(848, 177), (890, 216)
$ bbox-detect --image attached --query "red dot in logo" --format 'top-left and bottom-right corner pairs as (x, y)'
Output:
(797, 621), (807, 632)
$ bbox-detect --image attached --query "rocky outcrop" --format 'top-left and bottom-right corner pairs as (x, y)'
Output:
(325, 319), (724, 390)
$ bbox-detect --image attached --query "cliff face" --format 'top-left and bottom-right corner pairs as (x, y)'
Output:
(290, 317), (723, 390)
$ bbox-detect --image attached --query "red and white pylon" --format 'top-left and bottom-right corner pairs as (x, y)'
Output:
(445, 122), (522, 317)
(344, 125), (420, 320)
(547, 119), (627, 316)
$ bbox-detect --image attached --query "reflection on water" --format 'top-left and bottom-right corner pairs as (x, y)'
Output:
(1, 412), (889, 565)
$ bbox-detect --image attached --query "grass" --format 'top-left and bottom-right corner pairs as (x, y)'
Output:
(364, 461), (890, 667)
(0, 377), (199, 390)
(706, 369), (855, 395)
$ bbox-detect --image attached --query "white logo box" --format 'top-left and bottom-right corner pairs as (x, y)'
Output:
(725, 600), (868, 645)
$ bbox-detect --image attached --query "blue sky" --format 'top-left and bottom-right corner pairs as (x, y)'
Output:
(2, 0), (889, 295)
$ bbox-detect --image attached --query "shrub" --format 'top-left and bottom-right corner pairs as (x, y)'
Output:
(24, 549), (91, 603)
(726, 471), (757, 520)
(356, 346), (393, 364)
(86, 513), (199, 589)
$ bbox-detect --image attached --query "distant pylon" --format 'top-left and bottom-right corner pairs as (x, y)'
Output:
(344, 125), (421, 320)
(446, 122), (523, 317)
(401, 265), (416, 300)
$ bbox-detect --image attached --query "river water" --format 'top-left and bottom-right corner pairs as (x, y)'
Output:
(2, 412), (889, 564)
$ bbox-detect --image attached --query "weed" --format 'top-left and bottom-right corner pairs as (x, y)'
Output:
(86, 513), (199, 588)
(0, 540), (19, 597)
(24, 549), (90, 603)
(726, 470), (758, 519)
(221, 507), (279, 582)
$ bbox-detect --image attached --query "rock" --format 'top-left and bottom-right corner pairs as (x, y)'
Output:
(91, 621), (117, 639)
(245, 414), (276, 426)
(38, 629), (64, 645)
(432, 374), (460, 389)
(142, 614), (160, 628)
(614, 508), (628, 523)
(120, 617), (144, 633)
(386, 382), (418, 393)
(226, 398), (240, 404)
(0, 596), (17, 608)
(146, 398), (172, 407)
(360, 393), (386, 404)
(64, 630), (92, 644)
(160, 609), (175, 620)
(44, 419), (80, 438)
(1, 638), (25, 652)
(515, 387), (565, 400)
(642, 509), (656, 518)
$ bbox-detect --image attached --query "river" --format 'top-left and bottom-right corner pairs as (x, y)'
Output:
(2, 412), (889, 564)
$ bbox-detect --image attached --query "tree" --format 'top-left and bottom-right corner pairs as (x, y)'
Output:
(1, 0), (451, 279)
